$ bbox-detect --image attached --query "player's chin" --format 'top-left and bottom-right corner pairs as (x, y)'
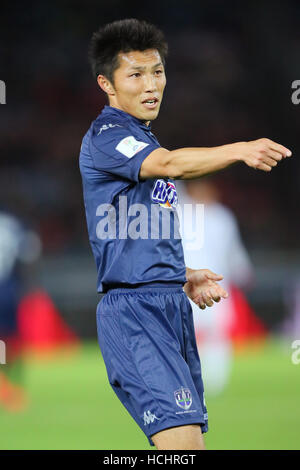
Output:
(140, 106), (160, 121)
(144, 110), (160, 121)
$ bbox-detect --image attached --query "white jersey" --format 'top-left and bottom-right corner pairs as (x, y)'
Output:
(177, 182), (253, 286)
(176, 182), (253, 334)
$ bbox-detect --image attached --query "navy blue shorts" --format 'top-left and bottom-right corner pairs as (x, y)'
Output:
(96, 283), (208, 446)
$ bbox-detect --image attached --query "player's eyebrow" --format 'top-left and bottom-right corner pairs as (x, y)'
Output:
(128, 62), (163, 71)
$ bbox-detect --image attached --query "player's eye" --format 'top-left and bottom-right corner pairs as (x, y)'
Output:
(130, 73), (141, 78)
(155, 70), (163, 75)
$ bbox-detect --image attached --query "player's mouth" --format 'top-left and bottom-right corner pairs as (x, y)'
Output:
(141, 98), (159, 110)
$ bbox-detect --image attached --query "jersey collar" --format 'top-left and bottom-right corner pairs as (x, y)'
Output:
(102, 105), (152, 131)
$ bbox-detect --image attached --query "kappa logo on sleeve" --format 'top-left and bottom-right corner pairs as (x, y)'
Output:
(115, 136), (149, 158)
(97, 123), (123, 135)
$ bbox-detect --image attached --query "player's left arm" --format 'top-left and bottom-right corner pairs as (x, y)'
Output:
(184, 267), (229, 310)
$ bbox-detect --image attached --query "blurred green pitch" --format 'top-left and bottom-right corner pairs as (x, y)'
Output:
(1, 338), (299, 450)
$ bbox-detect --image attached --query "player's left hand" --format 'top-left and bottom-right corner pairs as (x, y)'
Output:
(183, 268), (229, 310)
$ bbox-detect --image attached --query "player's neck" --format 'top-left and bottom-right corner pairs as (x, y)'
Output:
(106, 103), (151, 126)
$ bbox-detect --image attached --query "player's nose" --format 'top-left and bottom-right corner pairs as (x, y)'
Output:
(143, 74), (157, 93)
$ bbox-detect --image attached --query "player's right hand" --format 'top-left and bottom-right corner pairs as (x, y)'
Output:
(236, 138), (292, 172)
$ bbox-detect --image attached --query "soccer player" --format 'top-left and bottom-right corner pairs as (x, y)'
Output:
(0, 211), (41, 411)
(79, 19), (291, 450)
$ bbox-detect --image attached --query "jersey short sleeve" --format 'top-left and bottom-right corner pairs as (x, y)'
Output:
(90, 125), (160, 182)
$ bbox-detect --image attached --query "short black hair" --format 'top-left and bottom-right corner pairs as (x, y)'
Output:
(88, 18), (168, 84)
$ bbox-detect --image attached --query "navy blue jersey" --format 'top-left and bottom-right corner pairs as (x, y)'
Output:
(79, 106), (186, 293)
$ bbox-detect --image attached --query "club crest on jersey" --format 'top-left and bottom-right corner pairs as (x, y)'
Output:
(151, 179), (178, 209)
(174, 387), (193, 410)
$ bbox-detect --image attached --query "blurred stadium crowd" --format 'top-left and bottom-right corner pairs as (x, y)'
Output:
(0, 1), (299, 336)
(1, 1), (299, 252)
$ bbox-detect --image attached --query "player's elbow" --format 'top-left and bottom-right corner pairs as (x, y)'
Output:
(140, 148), (183, 180)
(164, 160), (184, 179)
(159, 150), (184, 179)
(163, 150), (184, 179)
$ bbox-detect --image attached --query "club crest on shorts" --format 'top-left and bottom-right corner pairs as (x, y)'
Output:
(174, 387), (193, 410)
(151, 179), (178, 209)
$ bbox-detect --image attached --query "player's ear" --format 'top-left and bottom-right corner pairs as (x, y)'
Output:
(97, 75), (115, 97)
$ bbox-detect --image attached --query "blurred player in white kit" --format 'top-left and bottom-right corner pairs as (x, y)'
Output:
(177, 178), (254, 395)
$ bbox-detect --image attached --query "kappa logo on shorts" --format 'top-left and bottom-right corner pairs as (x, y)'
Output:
(143, 410), (161, 426)
(174, 387), (193, 410)
(151, 179), (178, 209)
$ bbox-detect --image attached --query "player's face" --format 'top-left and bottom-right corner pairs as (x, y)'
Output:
(108, 49), (166, 123)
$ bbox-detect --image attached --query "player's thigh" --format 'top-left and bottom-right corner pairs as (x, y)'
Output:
(151, 424), (206, 450)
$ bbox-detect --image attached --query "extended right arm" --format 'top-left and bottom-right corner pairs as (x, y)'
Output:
(139, 138), (292, 180)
